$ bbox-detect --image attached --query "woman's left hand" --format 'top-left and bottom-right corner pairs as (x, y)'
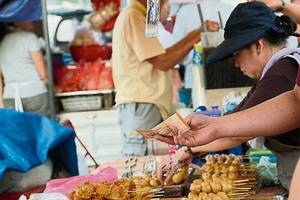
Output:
(154, 114), (220, 147)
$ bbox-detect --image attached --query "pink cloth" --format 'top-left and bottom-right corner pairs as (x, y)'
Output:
(44, 167), (118, 196)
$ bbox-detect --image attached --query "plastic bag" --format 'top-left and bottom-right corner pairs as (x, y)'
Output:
(222, 91), (247, 113)
(82, 59), (104, 90)
(97, 62), (114, 90)
(54, 64), (83, 92)
(256, 156), (279, 186)
(44, 167), (118, 196)
(0, 109), (78, 181)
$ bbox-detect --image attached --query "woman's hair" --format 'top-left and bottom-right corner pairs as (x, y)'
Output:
(263, 15), (297, 47)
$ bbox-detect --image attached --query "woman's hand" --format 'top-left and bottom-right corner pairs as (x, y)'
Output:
(154, 113), (220, 147)
(156, 147), (192, 185)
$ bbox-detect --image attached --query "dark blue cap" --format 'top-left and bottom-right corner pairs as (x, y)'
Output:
(207, 1), (285, 64)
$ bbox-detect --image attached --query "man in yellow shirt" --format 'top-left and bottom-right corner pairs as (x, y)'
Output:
(112, 0), (217, 156)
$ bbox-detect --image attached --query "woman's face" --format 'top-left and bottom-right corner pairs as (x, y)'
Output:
(14, 21), (35, 31)
(233, 41), (266, 80)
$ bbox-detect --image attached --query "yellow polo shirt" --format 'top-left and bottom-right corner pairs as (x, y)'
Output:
(112, 0), (174, 119)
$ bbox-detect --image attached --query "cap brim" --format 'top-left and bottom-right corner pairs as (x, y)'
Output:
(206, 30), (266, 64)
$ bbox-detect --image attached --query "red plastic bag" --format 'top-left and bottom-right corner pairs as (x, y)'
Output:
(97, 63), (114, 90)
(44, 167), (118, 196)
(82, 59), (104, 90)
(54, 63), (83, 93)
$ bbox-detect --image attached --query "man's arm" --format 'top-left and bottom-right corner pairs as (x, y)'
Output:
(147, 20), (219, 71)
(282, 3), (300, 24)
(155, 88), (300, 147)
(216, 89), (300, 139)
(147, 28), (201, 71)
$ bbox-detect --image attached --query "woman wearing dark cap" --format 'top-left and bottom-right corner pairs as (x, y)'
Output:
(155, 1), (300, 190)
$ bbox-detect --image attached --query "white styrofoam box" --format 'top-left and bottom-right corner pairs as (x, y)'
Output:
(94, 111), (119, 124)
(73, 125), (97, 154)
(75, 140), (97, 158)
(58, 109), (122, 165)
(58, 112), (97, 125)
(95, 144), (123, 157)
(95, 155), (123, 164)
(94, 134), (122, 146)
(93, 128), (122, 145)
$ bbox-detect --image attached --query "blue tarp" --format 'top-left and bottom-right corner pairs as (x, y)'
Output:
(0, 0), (42, 22)
(0, 109), (79, 180)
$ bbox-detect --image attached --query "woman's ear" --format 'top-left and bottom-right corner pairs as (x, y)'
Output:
(256, 39), (264, 55)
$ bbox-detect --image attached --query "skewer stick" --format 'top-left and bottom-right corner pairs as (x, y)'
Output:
(233, 179), (250, 183)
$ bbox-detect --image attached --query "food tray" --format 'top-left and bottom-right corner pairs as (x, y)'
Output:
(160, 168), (199, 198)
(161, 183), (190, 198)
(59, 94), (102, 112)
(250, 195), (284, 200)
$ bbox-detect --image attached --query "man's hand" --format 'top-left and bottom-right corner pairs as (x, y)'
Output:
(154, 114), (220, 147)
(205, 20), (220, 32)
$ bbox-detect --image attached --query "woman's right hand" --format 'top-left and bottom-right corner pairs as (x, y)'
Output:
(157, 147), (193, 185)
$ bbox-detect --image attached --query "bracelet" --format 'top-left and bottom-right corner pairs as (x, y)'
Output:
(183, 146), (197, 156)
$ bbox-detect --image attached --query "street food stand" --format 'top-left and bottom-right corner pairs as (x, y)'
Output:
(0, 0), (292, 199)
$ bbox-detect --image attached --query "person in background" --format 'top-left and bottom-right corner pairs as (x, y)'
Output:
(155, 2), (300, 190)
(158, 0), (182, 102)
(172, 0), (235, 89)
(258, 0), (300, 45)
(112, 0), (218, 156)
(0, 21), (49, 116)
(258, 0), (300, 24)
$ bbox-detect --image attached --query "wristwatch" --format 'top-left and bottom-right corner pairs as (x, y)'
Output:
(183, 146), (197, 156)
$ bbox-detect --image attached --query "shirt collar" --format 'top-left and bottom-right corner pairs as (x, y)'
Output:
(129, 0), (147, 16)
(260, 47), (300, 80)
